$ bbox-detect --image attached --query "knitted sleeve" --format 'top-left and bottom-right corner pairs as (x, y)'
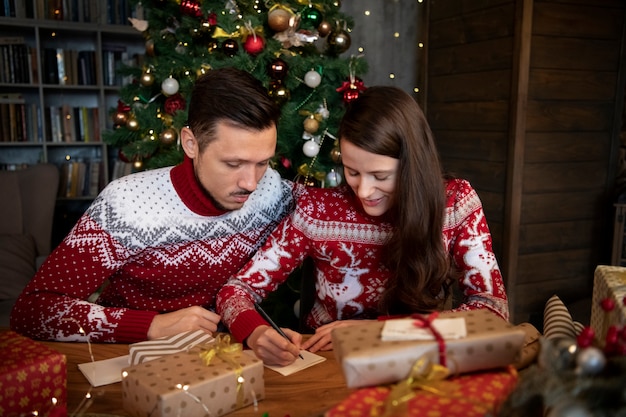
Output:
(10, 197), (157, 343)
(217, 206), (312, 343)
(444, 179), (510, 321)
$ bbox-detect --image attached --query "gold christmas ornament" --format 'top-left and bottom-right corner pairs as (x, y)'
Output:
(317, 20), (332, 37)
(113, 111), (128, 126)
(268, 6), (292, 32)
(126, 115), (139, 131)
(145, 39), (155, 56)
(159, 128), (178, 145)
(140, 70), (155, 86)
(303, 116), (319, 134)
(330, 146), (341, 163)
(160, 113), (174, 127)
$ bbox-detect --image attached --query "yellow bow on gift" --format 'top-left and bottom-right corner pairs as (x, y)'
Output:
(376, 356), (451, 417)
(198, 334), (246, 408)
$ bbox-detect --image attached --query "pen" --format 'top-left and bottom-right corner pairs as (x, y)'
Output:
(254, 302), (304, 360)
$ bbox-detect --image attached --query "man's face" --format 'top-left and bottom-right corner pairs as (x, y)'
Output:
(182, 121), (277, 211)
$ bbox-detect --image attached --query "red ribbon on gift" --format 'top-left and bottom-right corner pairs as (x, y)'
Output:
(412, 312), (447, 367)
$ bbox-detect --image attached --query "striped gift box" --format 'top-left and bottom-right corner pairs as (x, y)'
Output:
(129, 329), (214, 365)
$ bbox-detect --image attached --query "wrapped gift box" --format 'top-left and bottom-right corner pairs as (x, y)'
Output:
(325, 367), (518, 417)
(122, 338), (265, 417)
(0, 330), (67, 417)
(591, 265), (626, 345)
(129, 329), (214, 365)
(332, 309), (525, 388)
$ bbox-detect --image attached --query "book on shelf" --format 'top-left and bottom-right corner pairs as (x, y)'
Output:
(46, 105), (99, 142)
(0, 93), (40, 142)
(57, 159), (103, 198)
(0, 37), (33, 84)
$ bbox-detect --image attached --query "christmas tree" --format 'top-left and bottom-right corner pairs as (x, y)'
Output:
(104, 0), (368, 187)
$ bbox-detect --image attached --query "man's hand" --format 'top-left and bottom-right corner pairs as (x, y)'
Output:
(147, 306), (221, 339)
(301, 320), (374, 352)
(247, 325), (303, 366)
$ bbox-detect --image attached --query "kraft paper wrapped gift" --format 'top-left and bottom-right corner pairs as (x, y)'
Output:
(591, 265), (626, 345)
(332, 309), (525, 388)
(325, 367), (519, 417)
(0, 330), (67, 417)
(122, 336), (265, 417)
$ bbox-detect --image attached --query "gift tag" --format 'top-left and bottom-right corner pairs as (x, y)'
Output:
(381, 317), (467, 341)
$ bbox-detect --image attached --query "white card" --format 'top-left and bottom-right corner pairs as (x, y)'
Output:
(264, 349), (326, 376)
(381, 317), (467, 341)
(78, 355), (130, 387)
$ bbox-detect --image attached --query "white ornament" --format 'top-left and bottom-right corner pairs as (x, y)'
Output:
(325, 169), (342, 187)
(302, 140), (320, 157)
(304, 70), (322, 88)
(161, 77), (180, 96)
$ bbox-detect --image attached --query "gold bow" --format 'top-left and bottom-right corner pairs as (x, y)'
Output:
(199, 334), (245, 408)
(375, 356), (451, 417)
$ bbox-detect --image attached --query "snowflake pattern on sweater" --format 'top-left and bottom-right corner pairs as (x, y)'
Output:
(217, 179), (509, 343)
(10, 157), (295, 343)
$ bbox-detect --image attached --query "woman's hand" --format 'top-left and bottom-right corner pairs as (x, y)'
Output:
(247, 325), (303, 366)
(301, 320), (375, 352)
(147, 306), (221, 339)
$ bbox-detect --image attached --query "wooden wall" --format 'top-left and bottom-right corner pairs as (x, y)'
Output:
(427, 0), (626, 324)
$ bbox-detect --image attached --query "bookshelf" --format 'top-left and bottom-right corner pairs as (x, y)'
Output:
(0, 0), (143, 245)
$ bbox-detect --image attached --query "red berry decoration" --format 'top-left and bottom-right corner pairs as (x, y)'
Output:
(600, 297), (616, 312)
(577, 326), (595, 348)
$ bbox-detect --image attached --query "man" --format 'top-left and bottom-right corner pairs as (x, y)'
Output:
(10, 68), (296, 343)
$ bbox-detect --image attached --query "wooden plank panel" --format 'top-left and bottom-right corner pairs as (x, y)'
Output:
(533, 2), (624, 39)
(521, 191), (605, 223)
(526, 101), (615, 131)
(429, 70), (511, 102)
(512, 274), (592, 324)
(428, 38), (514, 74)
(530, 36), (621, 71)
(536, 0), (625, 11)
(529, 69), (618, 101)
(441, 159), (506, 192)
(428, 101), (510, 131)
(518, 219), (598, 253)
(435, 130), (508, 162)
(430, 0), (513, 21)
(516, 248), (595, 283)
(522, 161), (608, 193)
(524, 132), (611, 163)
(429, 3), (515, 47)
(477, 189), (506, 222)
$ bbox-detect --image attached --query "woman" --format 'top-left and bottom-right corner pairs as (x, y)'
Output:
(216, 86), (508, 366)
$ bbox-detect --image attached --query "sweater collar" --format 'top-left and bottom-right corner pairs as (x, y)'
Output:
(170, 155), (228, 216)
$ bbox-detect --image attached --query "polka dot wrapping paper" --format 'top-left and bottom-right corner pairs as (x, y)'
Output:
(331, 309), (526, 389)
(325, 367), (518, 417)
(0, 330), (67, 417)
(121, 345), (265, 417)
(590, 265), (626, 346)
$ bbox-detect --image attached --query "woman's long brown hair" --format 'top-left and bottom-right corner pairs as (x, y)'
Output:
(338, 86), (453, 315)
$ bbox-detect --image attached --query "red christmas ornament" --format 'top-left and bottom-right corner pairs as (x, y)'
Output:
(243, 34), (265, 55)
(180, 0), (202, 17)
(164, 93), (186, 115)
(118, 149), (130, 163)
(336, 77), (366, 104)
(280, 155), (292, 169)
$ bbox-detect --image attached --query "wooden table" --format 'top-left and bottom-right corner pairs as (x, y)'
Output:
(40, 340), (353, 417)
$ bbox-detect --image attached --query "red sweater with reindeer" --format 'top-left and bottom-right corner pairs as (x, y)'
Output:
(217, 179), (509, 343)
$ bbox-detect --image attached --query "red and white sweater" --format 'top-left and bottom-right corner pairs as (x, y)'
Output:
(10, 156), (295, 343)
(217, 179), (509, 343)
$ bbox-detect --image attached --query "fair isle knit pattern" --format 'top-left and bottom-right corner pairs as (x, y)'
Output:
(218, 179), (509, 343)
(10, 157), (295, 343)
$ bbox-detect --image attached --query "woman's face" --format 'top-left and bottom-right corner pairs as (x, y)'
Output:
(340, 139), (399, 217)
